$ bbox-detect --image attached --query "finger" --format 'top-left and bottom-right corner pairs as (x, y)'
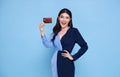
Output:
(42, 22), (45, 25)
(61, 53), (66, 56)
(63, 50), (69, 53)
(40, 22), (45, 27)
(61, 53), (67, 57)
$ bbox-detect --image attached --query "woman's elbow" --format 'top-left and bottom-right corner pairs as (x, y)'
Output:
(83, 43), (88, 51)
(85, 44), (88, 51)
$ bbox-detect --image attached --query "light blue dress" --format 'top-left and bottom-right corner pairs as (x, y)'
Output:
(42, 34), (62, 77)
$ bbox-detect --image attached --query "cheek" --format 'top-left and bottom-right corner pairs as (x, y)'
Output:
(66, 19), (70, 23)
(58, 18), (62, 22)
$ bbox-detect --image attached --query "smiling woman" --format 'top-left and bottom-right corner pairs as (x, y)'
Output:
(39, 8), (88, 77)
(59, 13), (71, 28)
(1, 0), (120, 77)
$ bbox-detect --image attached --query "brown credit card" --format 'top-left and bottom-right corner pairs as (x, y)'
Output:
(43, 18), (52, 23)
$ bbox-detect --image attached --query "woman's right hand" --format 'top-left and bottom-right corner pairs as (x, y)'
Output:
(40, 22), (45, 31)
(39, 22), (45, 37)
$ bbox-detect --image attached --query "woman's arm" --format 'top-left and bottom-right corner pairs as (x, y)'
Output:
(72, 28), (88, 61)
(40, 22), (53, 48)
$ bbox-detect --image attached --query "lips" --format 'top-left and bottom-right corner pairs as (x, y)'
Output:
(61, 22), (66, 26)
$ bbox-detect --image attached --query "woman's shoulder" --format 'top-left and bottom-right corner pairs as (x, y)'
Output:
(70, 27), (79, 32)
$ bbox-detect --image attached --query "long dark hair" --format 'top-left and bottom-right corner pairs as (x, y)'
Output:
(51, 8), (73, 41)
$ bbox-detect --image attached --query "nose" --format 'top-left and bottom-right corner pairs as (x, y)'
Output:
(63, 17), (66, 21)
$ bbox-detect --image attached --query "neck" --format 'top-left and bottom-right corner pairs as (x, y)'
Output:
(61, 26), (70, 31)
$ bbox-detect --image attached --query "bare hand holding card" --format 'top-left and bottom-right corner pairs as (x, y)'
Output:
(43, 18), (52, 23)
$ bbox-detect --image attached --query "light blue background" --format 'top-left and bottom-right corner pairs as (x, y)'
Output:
(0, 0), (120, 77)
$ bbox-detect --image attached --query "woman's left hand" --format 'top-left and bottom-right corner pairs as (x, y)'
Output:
(61, 50), (73, 61)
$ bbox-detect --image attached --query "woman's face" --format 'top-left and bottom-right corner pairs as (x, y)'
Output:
(58, 13), (71, 29)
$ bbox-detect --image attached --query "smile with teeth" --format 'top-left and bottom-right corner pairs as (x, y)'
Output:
(61, 22), (67, 25)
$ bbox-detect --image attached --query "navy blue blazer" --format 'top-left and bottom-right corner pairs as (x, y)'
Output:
(60, 27), (88, 61)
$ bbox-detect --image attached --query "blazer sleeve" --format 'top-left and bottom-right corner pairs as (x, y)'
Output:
(72, 28), (88, 61)
(41, 33), (53, 48)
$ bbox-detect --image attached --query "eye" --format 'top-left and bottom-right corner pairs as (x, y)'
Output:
(60, 15), (64, 18)
(66, 16), (69, 19)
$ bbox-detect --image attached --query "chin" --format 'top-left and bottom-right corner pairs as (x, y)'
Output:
(61, 24), (66, 27)
(61, 25), (66, 28)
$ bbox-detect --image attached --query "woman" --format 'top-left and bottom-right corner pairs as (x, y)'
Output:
(40, 8), (88, 77)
